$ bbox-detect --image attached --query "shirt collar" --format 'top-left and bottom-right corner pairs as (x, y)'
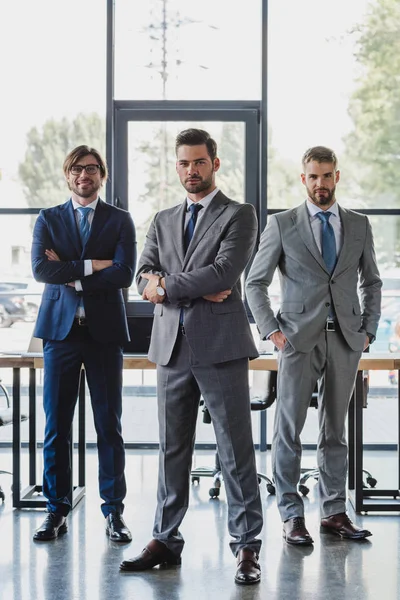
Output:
(306, 198), (339, 218)
(186, 187), (219, 211)
(72, 197), (99, 211)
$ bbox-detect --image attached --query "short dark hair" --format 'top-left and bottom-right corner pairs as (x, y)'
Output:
(175, 128), (218, 162)
(63, 145), (108, 180)
(302, 146), (338, 171)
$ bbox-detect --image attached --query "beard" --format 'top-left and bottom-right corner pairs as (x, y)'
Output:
(307, 185), (336, 207)
(182, 173), (213, 195)
(69, 179), (101, 199)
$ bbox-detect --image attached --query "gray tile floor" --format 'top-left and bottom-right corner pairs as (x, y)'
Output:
(1, 448), (400, 600)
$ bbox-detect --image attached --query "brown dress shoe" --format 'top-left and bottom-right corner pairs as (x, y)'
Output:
(235, 549), (261, 585)
(320, 513), (372, 539)
(283, 517), (314, 545)
(120, 539), (181, 571)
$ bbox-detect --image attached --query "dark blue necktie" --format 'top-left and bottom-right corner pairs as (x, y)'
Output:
(316, 211), (337, 274)
(77, 206), (92, 246)
(180, 203), (203, 326)
(184, 203), (203, 253)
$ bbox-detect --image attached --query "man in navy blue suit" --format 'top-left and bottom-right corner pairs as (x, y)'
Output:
(31, 145), (136, 542)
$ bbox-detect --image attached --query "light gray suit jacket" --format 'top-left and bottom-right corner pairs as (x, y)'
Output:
(246, 201), (382, 353)
(137, 191), (259, 366)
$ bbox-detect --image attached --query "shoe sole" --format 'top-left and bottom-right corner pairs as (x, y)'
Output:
(105, 529), (132, 543)
(283, 534), (314, 546)
(33, 523), (68, 541)
(320, 526), (372, 539)
(120, 558), (182, 572)
(235, 577), (261, 585)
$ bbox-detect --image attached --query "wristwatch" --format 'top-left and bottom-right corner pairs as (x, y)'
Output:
(156, 277), (165, 297)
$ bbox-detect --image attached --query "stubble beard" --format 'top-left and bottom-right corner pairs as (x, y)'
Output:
(183, 174), (213, 195)
(308, 185), (336, 207)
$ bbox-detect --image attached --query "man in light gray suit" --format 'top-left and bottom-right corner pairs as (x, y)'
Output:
(246, 146), (381, 545)
(120, 129), (263, 585)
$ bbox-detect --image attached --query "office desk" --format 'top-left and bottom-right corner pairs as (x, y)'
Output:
(1, 353), (399, 511)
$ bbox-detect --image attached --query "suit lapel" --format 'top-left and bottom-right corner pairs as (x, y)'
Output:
(333, 206), (355, 276)
(293, 202), (328, 273)
(169, 201), (187, 264)
(182, 192), (229, 269)
(59, 200), (82, 256)
(84, 199), (109, 257)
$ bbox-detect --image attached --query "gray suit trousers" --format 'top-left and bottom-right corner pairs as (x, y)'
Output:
(153, 331), (263, 557)
(272, 329), (362, 521)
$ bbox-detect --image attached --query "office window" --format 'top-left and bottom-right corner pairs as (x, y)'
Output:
(114, 0), (262, 100)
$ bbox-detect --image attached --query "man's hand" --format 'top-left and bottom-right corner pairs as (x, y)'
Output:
(141, 273), (165, 304)
(45, 249), (60, 261)
(92, 260), (113, 272)
(203, 289), (232, 303)
(363, 335), (370, 351)
(269, 331), (287, 351)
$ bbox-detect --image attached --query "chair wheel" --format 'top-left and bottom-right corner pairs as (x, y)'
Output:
(209, 487), (220, 498)
(366, 477), (377, 488)
(191, 476), (200, 484)
(299, 484), (309, 496)
(266, 483), (275, 495)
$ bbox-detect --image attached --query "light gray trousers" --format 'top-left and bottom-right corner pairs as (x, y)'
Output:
(272, 329), (362, 521)
(153, 332), (263, 557)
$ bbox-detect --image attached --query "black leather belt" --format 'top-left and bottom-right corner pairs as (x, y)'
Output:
(325, 319), (336, 332)
(74, 317), (88, 327)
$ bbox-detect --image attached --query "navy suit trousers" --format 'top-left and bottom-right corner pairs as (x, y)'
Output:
(42, 323), (126, 516)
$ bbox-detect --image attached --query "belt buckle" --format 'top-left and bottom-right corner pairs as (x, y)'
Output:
(78, 317), (86, 326)
(180, 325), (186, 336)
(326, 320), (335, 332)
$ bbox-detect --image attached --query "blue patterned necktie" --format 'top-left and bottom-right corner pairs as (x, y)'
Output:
(316, 211), (337, 274)
(184, 203), (203, 253)
(77, 206), (92, 246)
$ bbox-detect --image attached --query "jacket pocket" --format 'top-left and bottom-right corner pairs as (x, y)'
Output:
(280, 302), (304, 313)
(210, 302), (242, 314)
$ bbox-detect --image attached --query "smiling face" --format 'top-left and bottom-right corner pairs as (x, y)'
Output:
(65, 154), (104, 205)
(176, 143), (220, 201)
(301, 160), (340, 210)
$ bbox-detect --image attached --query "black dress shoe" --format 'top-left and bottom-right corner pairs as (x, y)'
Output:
(235, 549), (261, 585)
(105, 513), (132, 543)
(120, 539), (181, 571)
(33, 512), (68, 541)
(283, 517), (314, 545)
(321, 513), (372, 539)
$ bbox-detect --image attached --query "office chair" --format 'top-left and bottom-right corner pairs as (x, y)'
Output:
(0, 378), (28, 502)
(190, 371), (277, 498)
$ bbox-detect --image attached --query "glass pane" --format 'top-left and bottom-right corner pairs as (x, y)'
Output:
(0, 0), (106, 210)
(0, 216), (41, 354)
(115, 0), (261, 100)
(268, 0), (400, 210)
(127, 121), (245, 298)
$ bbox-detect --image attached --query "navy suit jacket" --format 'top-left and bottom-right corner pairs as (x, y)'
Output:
(32, 199), (136, 344)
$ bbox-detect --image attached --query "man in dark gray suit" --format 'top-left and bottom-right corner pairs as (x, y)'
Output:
(246, 146), (381, 545)
(120, 129), (263, 585)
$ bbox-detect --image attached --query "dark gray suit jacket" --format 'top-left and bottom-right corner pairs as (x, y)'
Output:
(246, 201), (382, 353)
(136, 191), (259, 366)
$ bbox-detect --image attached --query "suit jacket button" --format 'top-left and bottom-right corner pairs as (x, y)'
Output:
(325, 302), (330, 307)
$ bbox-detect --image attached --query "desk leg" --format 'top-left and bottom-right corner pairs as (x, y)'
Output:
(29, 368), (36, 486)
(350, 370), (364, 513)
(12, 368), (21, 508)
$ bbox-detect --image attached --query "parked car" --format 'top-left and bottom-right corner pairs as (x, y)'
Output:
(0, 279), (44, 319)
(0, 284), (33, 328)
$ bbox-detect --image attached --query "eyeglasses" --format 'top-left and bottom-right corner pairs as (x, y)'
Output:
(70, 164), (100, 175)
